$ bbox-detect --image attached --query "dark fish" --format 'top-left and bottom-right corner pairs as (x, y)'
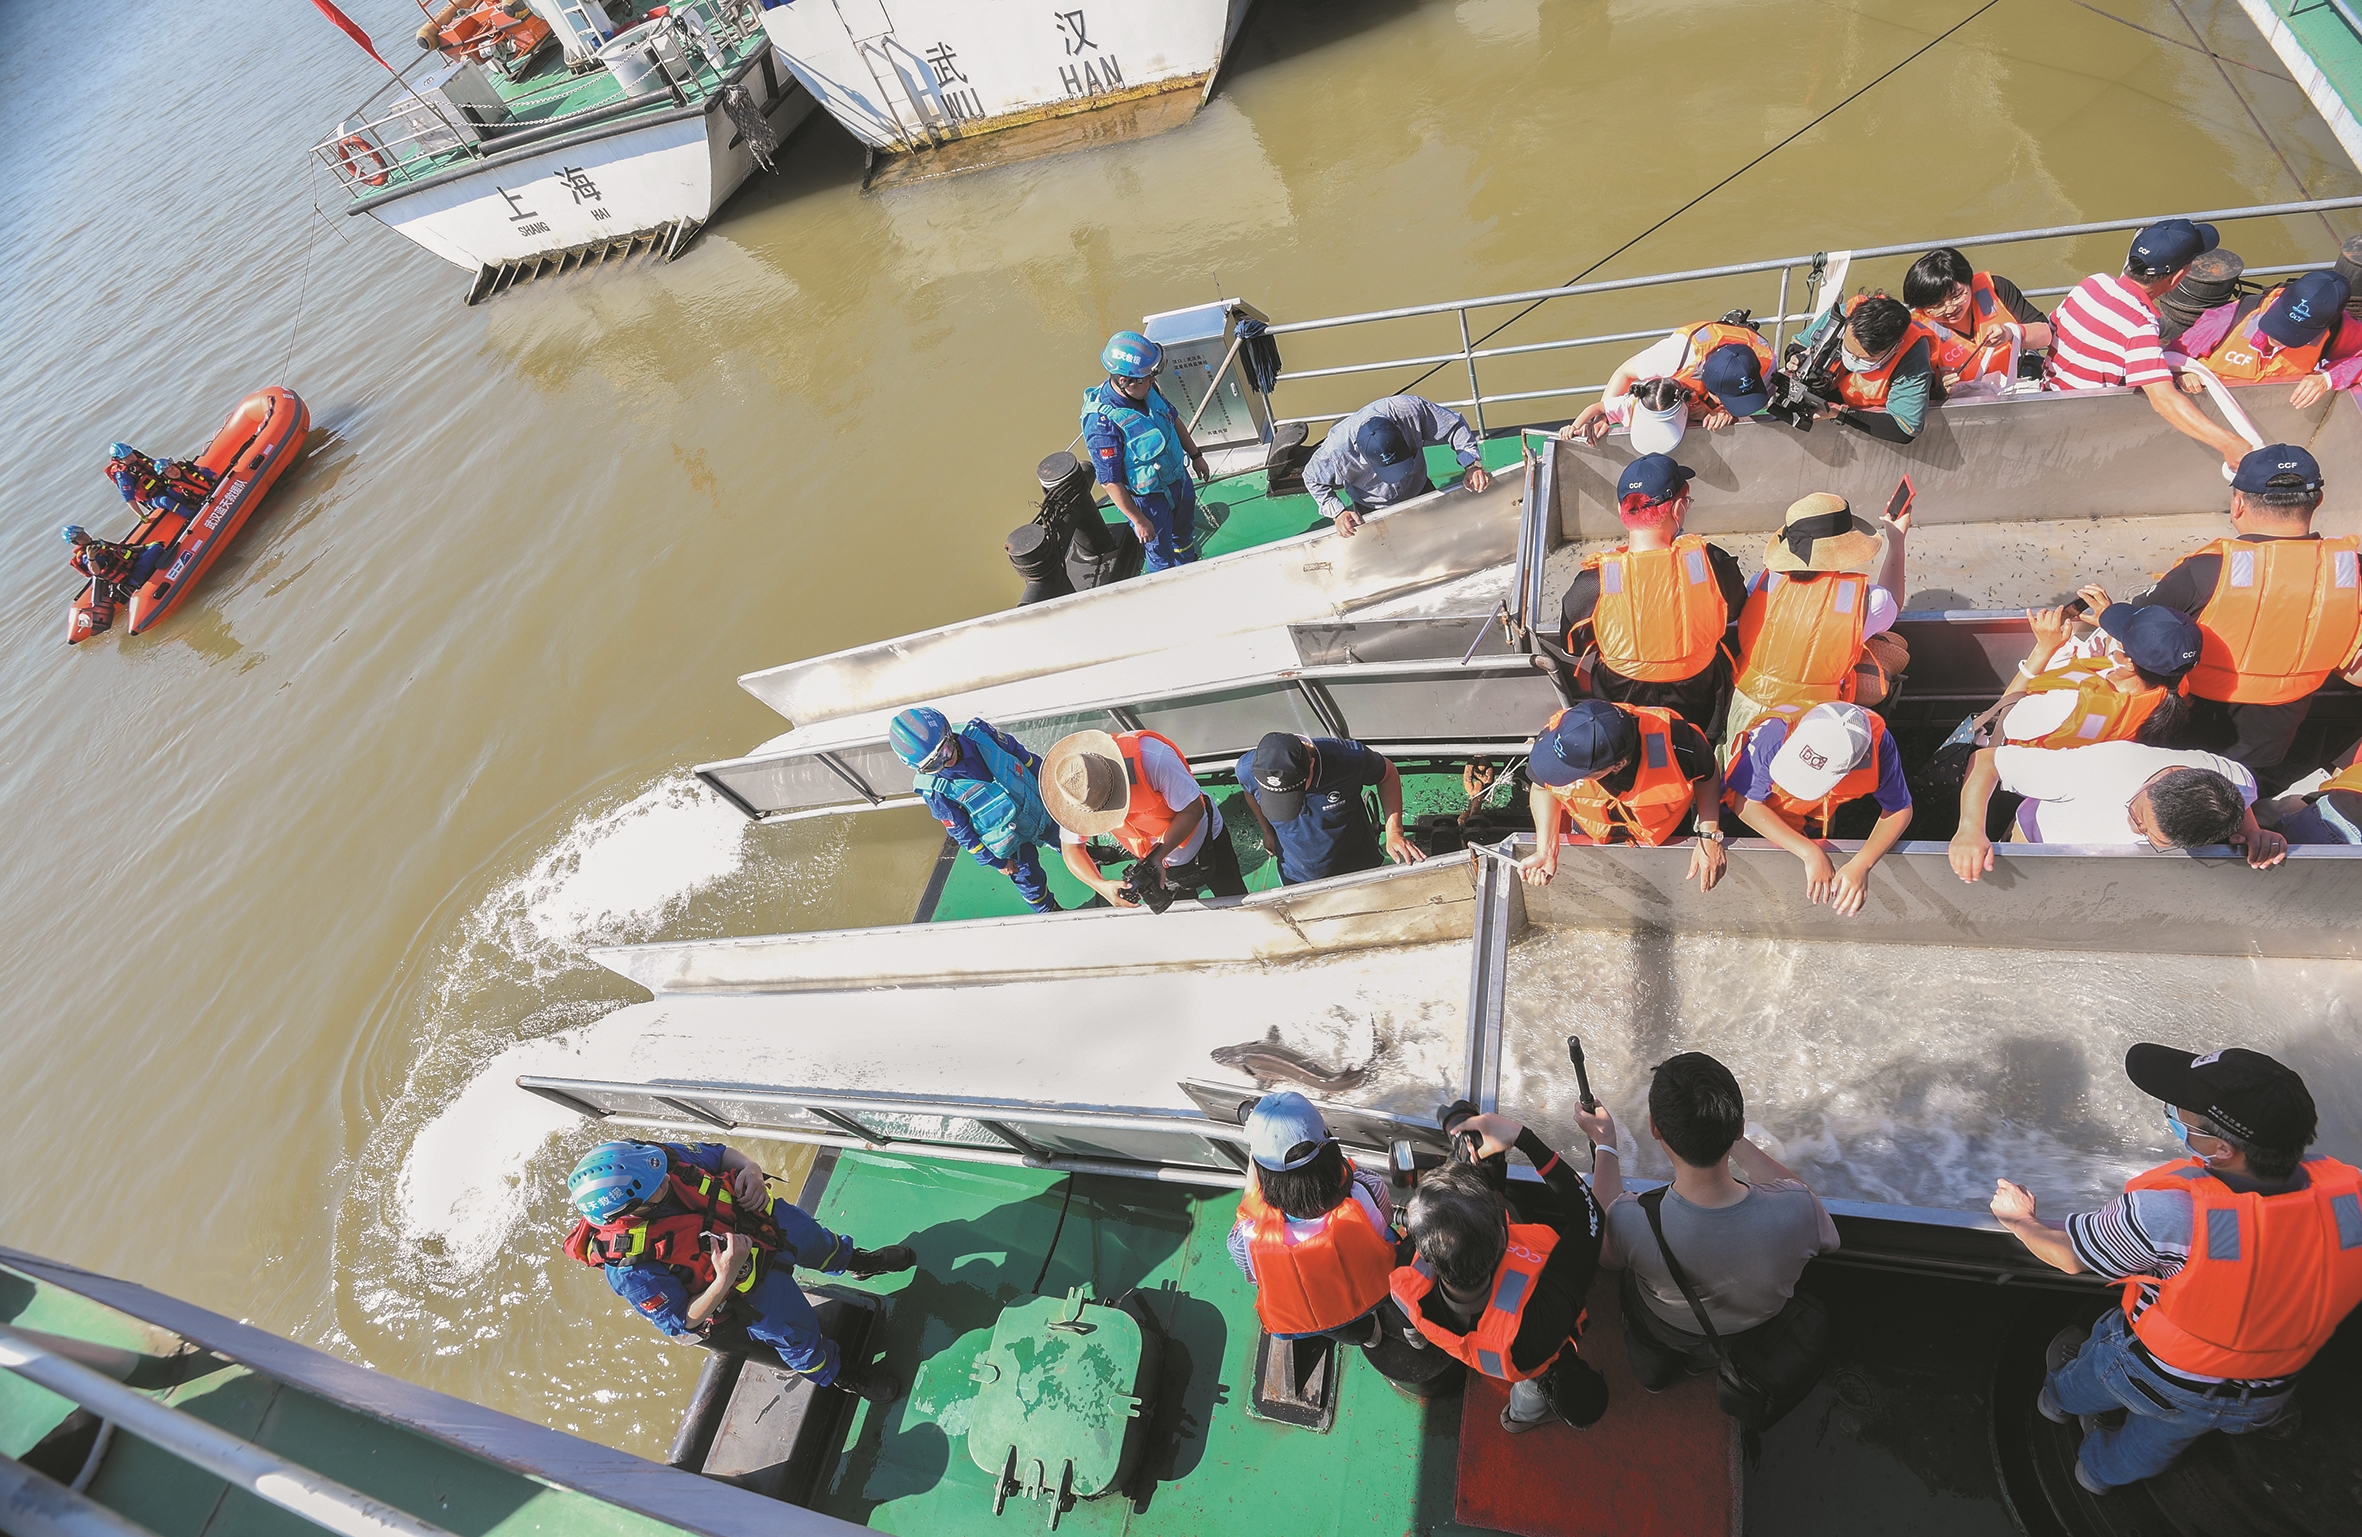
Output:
(1210, 1034), (1368, 1095)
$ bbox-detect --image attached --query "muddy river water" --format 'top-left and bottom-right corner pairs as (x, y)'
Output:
(3, 0), (2358, 1456)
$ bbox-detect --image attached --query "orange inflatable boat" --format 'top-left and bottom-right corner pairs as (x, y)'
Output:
(68, 386), (310, 644)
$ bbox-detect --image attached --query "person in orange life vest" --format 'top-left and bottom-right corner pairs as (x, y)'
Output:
(1557, 320), (1775, 451)
(1723, 702), (1912, 917)
(1779, 293), (1939, 444)
(1040, 728), (1246, 907)
(2098, 443), (2361, 792)
(1724, 492), (1912, 746)
(1995, 600), (2199, 750)
(1395, 1100), (1621, 1432)
(1901, 247), (2053, 393)
(562, 1140), (913, 1401)
(63, 524), (174, 606)
(1535, 454), (1749, 735)
(1225, 1091), (1410, 1353)
(1991, 1045), (2359, 1493)
(1517, 700), (1727, 893)
(2169, 270), (2356, 409)
(104, 443), (215, 520)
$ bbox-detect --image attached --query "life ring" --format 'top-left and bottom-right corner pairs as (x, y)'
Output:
(334, 135), (390, 188)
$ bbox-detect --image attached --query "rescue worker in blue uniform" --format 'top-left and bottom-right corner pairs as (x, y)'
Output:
(892, 706), (1063, 914)
(564, 1139), (915, 1401)
(1082, 331), (1212, 573)
(105, 442), (215, 520)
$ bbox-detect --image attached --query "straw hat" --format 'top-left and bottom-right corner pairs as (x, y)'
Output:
(1762, 493), (1883, 574)
(1040, 729), (1133, 835)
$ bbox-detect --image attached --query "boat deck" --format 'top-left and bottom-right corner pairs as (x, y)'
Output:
(1185, 432), (1532, 564)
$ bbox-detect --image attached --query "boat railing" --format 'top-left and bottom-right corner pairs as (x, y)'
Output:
(1248, 195), (2362, 435)
(310, 0), (762, 199)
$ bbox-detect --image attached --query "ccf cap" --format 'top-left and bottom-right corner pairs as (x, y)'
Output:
(1767, 702), (1874, 801)
(2125, 1044), (2317, 1154)
(2097, 603), (2202, 679)
(2127, 218), (2219, 278)
(1247, 1090), (1333, 1171)
(1617, 453), (1694, 512)
(2229, 443), (2324, 495)
(1249, 731), (1313, 822)
(1528, 700), (1637, 787)
(2255, 271), (2351, 346)
(1356, 415), (1428, 485)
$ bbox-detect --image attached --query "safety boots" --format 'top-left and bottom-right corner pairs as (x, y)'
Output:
(840, 1244), (916, 1280)
(832, 1359), (901, 1404)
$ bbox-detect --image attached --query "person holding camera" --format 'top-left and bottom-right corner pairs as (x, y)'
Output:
(1600, 1054), (1838, 1425)
(1226, 1092), (1409, 1351)
(1392, 1099), (1621, 1432)
(562, 1139), (914, 1402)
(1041, 727), (1246, 908)
(1775, 293), (1939, 444)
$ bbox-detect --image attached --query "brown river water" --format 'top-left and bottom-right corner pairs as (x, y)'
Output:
(3, 0), (2356, 1456)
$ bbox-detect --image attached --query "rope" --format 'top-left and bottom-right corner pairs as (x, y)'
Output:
(2161, 0), (2340, 241)
(279, 161), (334, 380)
(1393, 0), (2004, 399)
(2061, 0), (2294, 80)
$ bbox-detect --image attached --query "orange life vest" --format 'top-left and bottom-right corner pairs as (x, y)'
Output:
(1669, 321), (1776, 412)
(1389, 1222), (1568, 1382)
(1542, 705), (1696, 846)
(1725, 704), (1891, 838)
(1236, 1167), (1399, 1335)
(1110, 729), (1195, 859)
(1578, 534), (1729, 682)
(2187, 537), (2362, 705)
(2197, 288), (2334, 384)
(2322, 759), (2362, 796)
(1915, 272), (2017, 383)
(1732, 570), (1870, 710)
(2009, 663), (2169, 748)
(2119, 1156), (2362, 1381)
(561, 1157), (784, 1304)
(1831, 300), (1937, 411)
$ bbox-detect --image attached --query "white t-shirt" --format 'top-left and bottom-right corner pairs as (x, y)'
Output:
(1741, 569), (1899, 637)
(1059, 734), (1218, 862)
(1596, 331), (1700, 423)
(1994, 742), (2256, 844)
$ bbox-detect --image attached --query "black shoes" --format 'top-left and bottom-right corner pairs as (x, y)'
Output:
(833, 1360), (901, 1404)
(841, 1244), (916, 1280)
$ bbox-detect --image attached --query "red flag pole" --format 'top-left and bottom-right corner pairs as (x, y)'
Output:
(310, 0), (396, 73)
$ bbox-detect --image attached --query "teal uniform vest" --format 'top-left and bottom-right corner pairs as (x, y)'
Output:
(913, 724), (1056, 859)
(1081, 381), (1191, 498)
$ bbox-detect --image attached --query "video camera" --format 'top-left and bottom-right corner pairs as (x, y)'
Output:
(1759, 323), (1845, 432)
(1119, 856), (1178, 914)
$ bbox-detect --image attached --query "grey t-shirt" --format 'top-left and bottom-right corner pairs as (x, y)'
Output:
(1606, 1179), (1840, 1334)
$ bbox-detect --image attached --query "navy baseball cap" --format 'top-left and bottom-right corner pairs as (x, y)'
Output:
(2229, 443), (2324, 494)
(1249, 731), (1312, 822)
(2125, 1044), (2317, 1154)
(2098, 603), (2202, 679)
(2256, 271), (2351, 346)
(1356, 415), (1427, 485)
(1699, 343), (1770, 417)
(2127, 218), (2219, 278)
(1528, 700), (1637, 787)
(1618, 452), (1694, 511)
(1247, 1090), (1333, 1171)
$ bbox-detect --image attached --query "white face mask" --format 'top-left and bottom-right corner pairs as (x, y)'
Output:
(1840, 343), (1879, 373)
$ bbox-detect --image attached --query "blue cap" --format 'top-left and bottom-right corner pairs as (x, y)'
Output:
(1699, 343), (1769, 417)
(2229, 443), (2324, 494)
(1101, 330), (1162, 379)
(60, 523), (86, 543)
(1355, 415), (1427, 485)
(889, 706), (955, 770)
(2098, 603), (2203, 679)
(2256, 271), (2350, 346)
(107, 442), (134, 461)
(1617, 452), (1694, 509)
(2127, 218), (2218, 277)
(1247, 1090), (1332, 1171)
(1528, 700), (1637, 788)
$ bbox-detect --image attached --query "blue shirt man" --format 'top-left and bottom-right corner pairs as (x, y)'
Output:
(1235, 732), (1428, 884)
(1302, 396), (1491, 536)
(1082, 330), (1211, 573)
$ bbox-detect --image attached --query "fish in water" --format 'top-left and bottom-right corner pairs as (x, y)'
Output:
(1210, 1031), (1368, 1095)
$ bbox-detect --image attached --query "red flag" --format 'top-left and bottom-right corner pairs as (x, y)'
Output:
(311, 0), (395, 72)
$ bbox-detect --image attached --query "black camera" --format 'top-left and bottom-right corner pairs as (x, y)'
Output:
(1760, 331), (1844, 432)
(1120, 857), (1178, 914)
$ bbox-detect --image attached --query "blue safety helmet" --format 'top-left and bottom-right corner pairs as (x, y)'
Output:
(106, 443), (135, 462)
(889, 706), (956, 770)
(1101, 330), (1162, 379)
(567, 1140), (668, 1223)
(60, 523), (86, 543)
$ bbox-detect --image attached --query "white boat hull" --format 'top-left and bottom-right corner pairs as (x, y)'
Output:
(762, 0), (1252, 154)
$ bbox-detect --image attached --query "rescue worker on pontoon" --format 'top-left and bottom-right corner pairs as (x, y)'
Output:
(1722, 701), (1912, 918)
(1779, 292), (1939, 444)
(62, 523), (173, 631)
(1901, 247), (2053, 395)
(1517, 699), (1727, 894)
(1303, 395), (1492, 536)
(1724, 493), (1911, 746)
(563, 1139), (914, 1402)
(2082, 443), (2361, 794)
(1393, 1098), (1620, 1433)
(1082, 331), (1211, 574)
(1227, 1091), (1409, 1353)
(104, 442), (215, 520)
(1557, 315), (1775, 452)
(891, 706), (1063, 915)
(1039, 727), (1247, 907)
(2171, 270), (2361, 409)
(1991, 1044), (2362, 1495)
(1990, 598), (2199, 750)
(1537, 454), (1749, 737)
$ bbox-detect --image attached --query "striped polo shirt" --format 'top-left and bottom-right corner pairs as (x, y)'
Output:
(2045, 273), (2174, 391)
